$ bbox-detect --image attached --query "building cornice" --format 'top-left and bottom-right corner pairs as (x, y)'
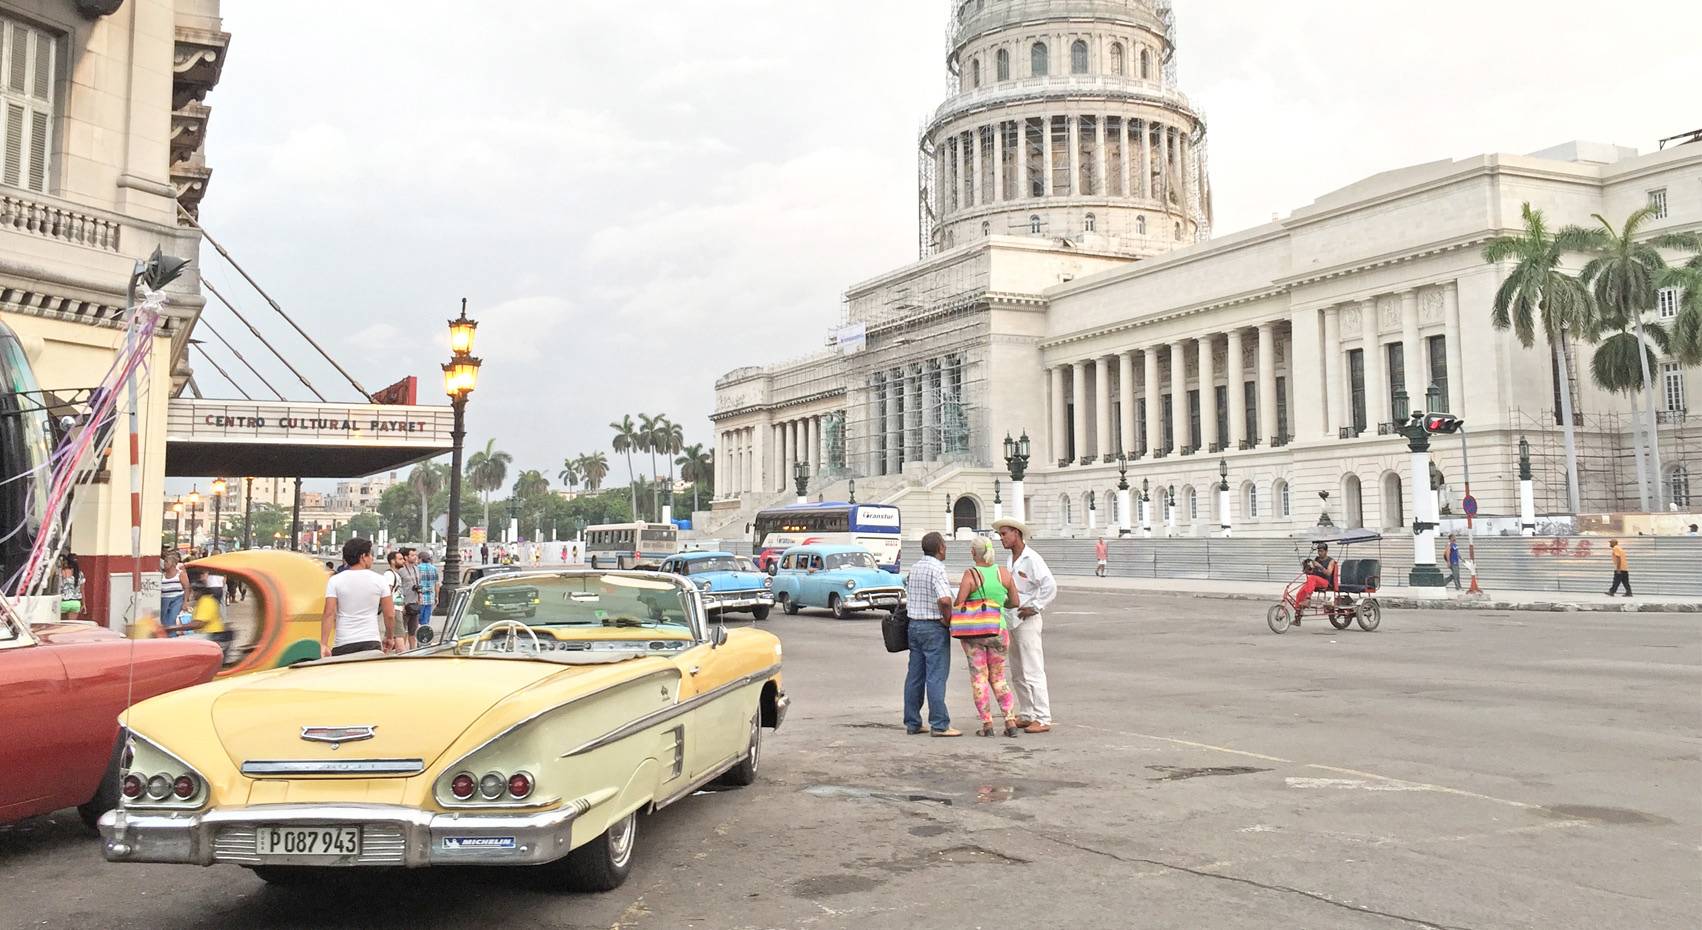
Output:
(1040, 283), (1288, 350)
(927, 81), (1201, 138)
(710, 387), (846, 424)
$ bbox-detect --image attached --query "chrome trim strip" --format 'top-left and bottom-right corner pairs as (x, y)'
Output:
(448, 667), (679, 767)
(561, 662), (783, 759)
(651, 749), (746, 812)
(241, 759), (425, 776)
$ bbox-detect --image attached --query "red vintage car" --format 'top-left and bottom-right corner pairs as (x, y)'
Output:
(0, 608), (221, 827)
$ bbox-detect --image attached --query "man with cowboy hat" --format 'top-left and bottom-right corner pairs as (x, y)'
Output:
(993, 517), (1057, 733)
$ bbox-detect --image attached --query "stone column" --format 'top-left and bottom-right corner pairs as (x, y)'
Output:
(1141, 120), (1153, 200)
(1094, 115), (1107, 197)
(971, 127), (984, 208)
(1401, 289), (1422, 408)
(1364, 299), (1388, 430)
(1095, 356), (1113, 461)
(1169, 340), (1186, 454)
(905, 366), (923, 464)
(1257, 322), (1278, 445)
(1198, 334), (1217, 452)
(1071, 360), (1089, 464)
(1041, 115), (1054, 198)
(1049, 365), (1067, 464)
(1226, 329), (1246, 449)
(1067, 114), (1080, 196)
(885, 371), (902, 475)
(1118, 350), (1135, 457)
(807, 416), (820, 475)
(922, 361), (941, 460)
(1143, 346), (1161, 456)
(1324, 307), (1344, 437)
(753, 422), (769, 495)
(993, 122), (1005, 203)
(1179, 131), (1191, 218)
(1443, 282), (1465, 415)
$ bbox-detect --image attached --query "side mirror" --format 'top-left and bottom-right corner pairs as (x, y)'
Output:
(711, 623), (729, 649)
(415, 626), (435, 645)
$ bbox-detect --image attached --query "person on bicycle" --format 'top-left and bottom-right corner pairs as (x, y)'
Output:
(1292, 543), (1336, 625)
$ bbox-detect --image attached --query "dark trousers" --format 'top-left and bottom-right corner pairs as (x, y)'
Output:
(332, 640), (382, 656)
(1608, 571), (1632, 596)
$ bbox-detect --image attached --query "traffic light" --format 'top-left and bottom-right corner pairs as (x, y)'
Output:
(1424, 413), (1463, 434)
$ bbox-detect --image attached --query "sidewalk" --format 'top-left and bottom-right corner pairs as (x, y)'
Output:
(1056, 575), (1701, 613)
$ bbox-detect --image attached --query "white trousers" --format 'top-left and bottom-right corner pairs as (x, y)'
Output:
(1006, 613), (1050, 724)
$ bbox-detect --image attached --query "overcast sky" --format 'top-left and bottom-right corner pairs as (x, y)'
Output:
(185, 0), (1701, 492)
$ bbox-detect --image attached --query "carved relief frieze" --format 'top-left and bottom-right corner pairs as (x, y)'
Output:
(1377, 296), (1400, 331)
(1341, 305), (1361, 335)
(1420, 288), (1444, 324)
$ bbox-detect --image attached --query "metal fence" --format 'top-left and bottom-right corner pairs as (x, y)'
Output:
(722, 536), (1702, 598)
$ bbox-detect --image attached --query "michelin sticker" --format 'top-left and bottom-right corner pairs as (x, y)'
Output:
(443, 836), (517, 850)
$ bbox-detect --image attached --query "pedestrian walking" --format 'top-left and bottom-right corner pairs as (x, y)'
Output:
(416, 551), (441, 636)
(902, 531), (960, 737)
(1095, 537), (1108, 577)
(1606, 539), (1632, 597)
(321, 537), (398, 656)
(1446, 534), (1462, 590)
(953, 536), (1022, 737)
(160, 551), (188, 630)
(398, 547), (422, 648)
(994, 517), (1057, 733)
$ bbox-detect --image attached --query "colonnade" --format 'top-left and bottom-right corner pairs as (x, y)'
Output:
(1319, 283), (1465, 438)
(716, 411), (844, 498)
(866, 356), (965, 477)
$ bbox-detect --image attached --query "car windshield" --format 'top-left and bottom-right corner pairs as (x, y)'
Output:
(824, 551), (876, 571)
(453, 573), (695, 641)
(684, 557), (741, 574)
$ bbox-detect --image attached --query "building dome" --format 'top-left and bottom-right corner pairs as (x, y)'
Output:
(921, 0), (1210, 256)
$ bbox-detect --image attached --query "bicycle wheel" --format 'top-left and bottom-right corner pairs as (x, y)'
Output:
(1266, 603), (1292, 634)
(1356, 599), (1382, 632)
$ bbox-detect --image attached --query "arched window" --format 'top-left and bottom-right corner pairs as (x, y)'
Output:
(1084, 212), (1096, 232)
(1059, 493), (1073, 526)
(1247, 483), (1260, 518)
(1031, 42), (1048, 77)
(1070, 40), (1089, 74)
(1110, 42), (1125, 75)
(1029, 214), (1042, 234)
(1671, 464), (1693, 507)
(981, 220), (991, 237)
(996, 48), (1010, 81)
(1174, 222), (1182, 241)
(1274, 479), (1291, 517)
(1108, 488), (1121, 524)
(972, 57), (981, 88)
(1136, 215), (1146, 235)
(1185, 487), (1198, 522)
(1140, 47), (1152, 79)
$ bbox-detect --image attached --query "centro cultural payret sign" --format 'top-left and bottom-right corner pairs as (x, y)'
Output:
(202, 413), (433, 434)
(168, 399), (455, 448)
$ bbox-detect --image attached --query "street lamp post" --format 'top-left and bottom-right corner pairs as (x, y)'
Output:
(1394, 388), (1446, 589)
(992, 479), (1003, 523)
(1217, 457), (1232, 538)
(1140, 478), (1152, 538)
(793, 461), (810, 506)
(441, 300), (482, 606)
(1086, 490), (1098, 532)
(1165, 484), (1177, 537)
(171, 501), (183, 551)
(241, 476), (255, 550)
(289, 477), (303, 552)
(210, 478), (226, 553)
(1518, 436), (1536, 536)
(185, 487), (201, 552)
(1116, 455), (1131, 536)
(847, 478), (856, 505)
(1002, 432), (1030, 523)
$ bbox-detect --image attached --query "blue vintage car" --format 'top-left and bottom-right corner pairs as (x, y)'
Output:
(770, 544), (906, 619)
(659, 551), (775, 621)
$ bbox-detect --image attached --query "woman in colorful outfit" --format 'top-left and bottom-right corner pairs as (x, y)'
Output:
(953, 536), (1023, 738)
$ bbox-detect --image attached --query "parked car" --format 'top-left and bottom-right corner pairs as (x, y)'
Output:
(658, 551), (773, 621)
(769, 544), (906, 619)
(98, 569), (788, 892)
(0, 608), (221, 827)
(186, 550), (333, 675)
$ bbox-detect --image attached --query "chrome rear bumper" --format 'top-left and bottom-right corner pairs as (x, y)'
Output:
(98, 801), (586, 868)
(703, 591), (774, 612)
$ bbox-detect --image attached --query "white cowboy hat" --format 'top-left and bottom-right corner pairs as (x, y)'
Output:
(991, 517), (1030, 538)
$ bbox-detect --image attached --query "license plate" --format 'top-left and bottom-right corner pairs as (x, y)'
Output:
(256, 826), (362, 858)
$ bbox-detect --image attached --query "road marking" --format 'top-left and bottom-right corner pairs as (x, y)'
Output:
(1302, 764), (1539, 810)
(1073, 724), (1293, 764)
(1286, 776), (1431, 792)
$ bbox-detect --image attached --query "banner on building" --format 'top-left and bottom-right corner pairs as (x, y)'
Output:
(833, 322), (866, 355)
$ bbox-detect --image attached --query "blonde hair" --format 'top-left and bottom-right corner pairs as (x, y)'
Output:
(970, 535), (996, 565)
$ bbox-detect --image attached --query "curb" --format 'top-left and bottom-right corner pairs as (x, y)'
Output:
(1056, 581), (1700, 613)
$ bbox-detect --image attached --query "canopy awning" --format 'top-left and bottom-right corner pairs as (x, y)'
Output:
(165, 398), (452, 478)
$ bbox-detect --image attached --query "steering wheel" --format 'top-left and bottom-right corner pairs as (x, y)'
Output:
(476, 619), (544, 655)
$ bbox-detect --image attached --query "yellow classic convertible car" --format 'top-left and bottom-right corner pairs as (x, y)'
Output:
(98, 569), (787, 891)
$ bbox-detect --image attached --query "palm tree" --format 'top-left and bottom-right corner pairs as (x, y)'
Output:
(1666, 252), (1702, 366)
(638, 413), (665, 520)
(658, 419), (684, 517)
(408, 462), (446, 542)
(577, 452), (610, 492)
(610, 416), (641, 519)
(1483, 203), (1599, 514)
(676, 442), (714, 512)
(1572, 208), (1695, 511)
(465, 439), (513, 533)
(557, 457), (580, 492)
(513, 469), (550, 498)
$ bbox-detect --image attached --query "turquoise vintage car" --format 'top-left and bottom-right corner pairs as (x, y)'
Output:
(659, 551), (774, 621)
(770, 544), (906, 619)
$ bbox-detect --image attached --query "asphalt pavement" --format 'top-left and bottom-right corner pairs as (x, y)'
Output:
(2, 591), (1697, 929)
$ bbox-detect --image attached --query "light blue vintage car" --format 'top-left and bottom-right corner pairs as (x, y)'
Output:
(658, 551), (775, 621)
(770, 544), (906, 619)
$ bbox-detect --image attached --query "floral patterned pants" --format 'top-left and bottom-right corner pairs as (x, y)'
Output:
(961, 634), (1015, 723)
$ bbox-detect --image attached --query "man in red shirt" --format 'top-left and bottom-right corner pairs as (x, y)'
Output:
(1291, 542), (1336, 626)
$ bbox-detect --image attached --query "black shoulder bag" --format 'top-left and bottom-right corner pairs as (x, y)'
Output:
(881, 603), (910, 653)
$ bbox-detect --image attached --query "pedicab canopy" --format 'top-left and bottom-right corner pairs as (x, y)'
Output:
(1288, 527), (1383, 546)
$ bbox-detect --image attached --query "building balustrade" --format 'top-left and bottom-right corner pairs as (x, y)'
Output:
(0, 194), (123, 252)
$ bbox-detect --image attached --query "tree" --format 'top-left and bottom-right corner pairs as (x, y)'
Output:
(638, 413), (665, 521)
(610, 416), (641, 520)
(1483, 203), (1599, 514)
(578, 451), (610, 492)
(377, 484), (422, 541)
(346, 511), (382, 539)
(557, 457), (580, 491)
(658, 418), (685, 517)
(465, 439), (512, 534)
(246, 504), (287, 549)
(408, 462), (446, 542)
(1572, 208), (1693, 511)
(1665, 250), (1702, 366)
(677, 442), (714, 513)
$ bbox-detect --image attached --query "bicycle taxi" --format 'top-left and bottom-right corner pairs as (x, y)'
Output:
(1266, 528), (1384, 634)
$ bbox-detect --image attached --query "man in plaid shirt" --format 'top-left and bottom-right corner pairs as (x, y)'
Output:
(902, 532), (960, 737)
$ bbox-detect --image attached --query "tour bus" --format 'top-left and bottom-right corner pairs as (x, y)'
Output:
(0, 320), (51, 591)
(584, 522), (680, 569)
(751, 502), (902, 573)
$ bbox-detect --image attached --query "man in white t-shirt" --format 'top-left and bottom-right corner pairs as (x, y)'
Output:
(321, 537), (398, 656)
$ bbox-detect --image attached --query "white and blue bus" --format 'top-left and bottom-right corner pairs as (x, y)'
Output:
(584, 522), (680, 569)
(752, 502), (902, 573)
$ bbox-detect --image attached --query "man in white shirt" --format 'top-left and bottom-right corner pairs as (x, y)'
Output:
(321, 537), (398, 656)
(994, 518), (1056, 733)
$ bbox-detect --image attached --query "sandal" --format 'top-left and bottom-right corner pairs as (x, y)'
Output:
(1003, 718), (1021, 738)
(978, 722), (994, 737)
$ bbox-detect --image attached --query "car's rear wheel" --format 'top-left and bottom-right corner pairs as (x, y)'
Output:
(559, 809), (638, 892)
(830, 594), (850, 620)
(720, 714), (761, 786)
(782, 595), (800, 616)
(751, 605), (771, 621)
(78, 730), (126, 831)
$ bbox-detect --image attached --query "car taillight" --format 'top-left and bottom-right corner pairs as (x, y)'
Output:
(121, 774), (143, 799)
(450, 772), (476, 800)
(173, 775), (197, 799)
(479, 772), (505, 800)
(508, 772), (533, 799)
(145, 774), (171, 801)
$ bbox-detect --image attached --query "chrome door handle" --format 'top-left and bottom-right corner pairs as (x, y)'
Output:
(689, 666), (701, 676)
